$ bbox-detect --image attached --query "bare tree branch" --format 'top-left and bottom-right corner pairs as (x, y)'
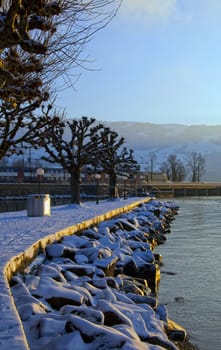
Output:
(41, 116), (108, 203)
(0, 1), (121, 160)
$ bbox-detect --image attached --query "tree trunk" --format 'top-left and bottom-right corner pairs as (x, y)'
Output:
(192, 170), (197, 182)
(70, 171), (81, 204)
(109, 172), (119, 199)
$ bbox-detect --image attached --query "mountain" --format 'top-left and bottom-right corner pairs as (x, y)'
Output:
(101, 122), (221, 182)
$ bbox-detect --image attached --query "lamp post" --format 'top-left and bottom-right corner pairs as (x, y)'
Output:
(122, 174), (128, 200)
(95, 173), (101, 204)
(36, 168), (44, 194)
(123, 178), (127, 199)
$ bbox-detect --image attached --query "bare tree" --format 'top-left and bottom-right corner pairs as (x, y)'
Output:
(0, 0), (122, 101)
(159, 161), (170, 181)
(45, 0), (122, 85)
(96, 131), (139, 198)
(0, 1), (60, 105)
(149, 152), (156, 180)
(0, 1), (60, 160)
(0, 102), (58, 160)
(0, 0), (121, 158)
(0, 1), (60, 53)
(40, 115), (138, 202)
(41, 116), (112, 204)
(187, 152), (206, 182)
(159, 154), (186, 182)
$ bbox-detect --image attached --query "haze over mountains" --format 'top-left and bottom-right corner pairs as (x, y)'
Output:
(103, 122), (221, 182)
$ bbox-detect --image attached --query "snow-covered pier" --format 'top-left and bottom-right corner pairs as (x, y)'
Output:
(0, 198), (194, 350)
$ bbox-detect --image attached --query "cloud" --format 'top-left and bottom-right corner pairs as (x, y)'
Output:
(120, 0), (178, 21)
(120, 0), (221, 24)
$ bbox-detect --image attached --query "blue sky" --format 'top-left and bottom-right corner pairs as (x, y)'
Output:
(56, 0), (221, 125)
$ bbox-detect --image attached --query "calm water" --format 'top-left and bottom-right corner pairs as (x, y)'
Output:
(156, 197), (221, 350)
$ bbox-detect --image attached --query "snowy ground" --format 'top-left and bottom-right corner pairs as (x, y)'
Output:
(0, 198), (183, 350)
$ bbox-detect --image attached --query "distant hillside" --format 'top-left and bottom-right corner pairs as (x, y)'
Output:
(102, 122), (221, 182)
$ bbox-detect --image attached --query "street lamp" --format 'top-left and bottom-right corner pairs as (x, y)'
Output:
(122, 174), (128, 199)
(94, 173), (101, 204)
(36, 168), (44, 194)
(123, 178), (127, 199)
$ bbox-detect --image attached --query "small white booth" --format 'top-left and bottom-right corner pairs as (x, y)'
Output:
(27, 168), (51, 217)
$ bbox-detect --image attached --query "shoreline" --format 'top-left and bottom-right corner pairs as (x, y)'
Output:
(175, 338), (200, 350)
(8, 199), (199, 349)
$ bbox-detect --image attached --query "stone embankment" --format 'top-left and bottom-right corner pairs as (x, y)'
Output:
(8, 199), (197, 350)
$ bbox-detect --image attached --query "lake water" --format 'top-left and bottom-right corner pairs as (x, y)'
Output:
(156, 197), (221, 350)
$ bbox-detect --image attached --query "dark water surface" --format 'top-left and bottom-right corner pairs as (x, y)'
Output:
(156, 197), (221, 350)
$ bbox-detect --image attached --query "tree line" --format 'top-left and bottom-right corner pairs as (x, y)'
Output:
(147, 152), (206, 183)
(1, 110), (139, 203)
(40, 116), (139, 203)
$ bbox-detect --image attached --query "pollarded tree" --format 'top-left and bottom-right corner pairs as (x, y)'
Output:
(0, 1), (61, 106)
(41, 116), (111, 204)
(0, 1), (60, 159)
(0, 0), (121, 158)
(0, 0), (122, 104)
(0, 1), (61, 53)
(0, 102), (58, 160)
(96, 130), (139, 198)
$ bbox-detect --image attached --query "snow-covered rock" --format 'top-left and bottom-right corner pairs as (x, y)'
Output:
(10, 199), (184, 350)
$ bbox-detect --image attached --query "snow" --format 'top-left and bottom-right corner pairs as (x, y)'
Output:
(0, 197), (183, 349)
